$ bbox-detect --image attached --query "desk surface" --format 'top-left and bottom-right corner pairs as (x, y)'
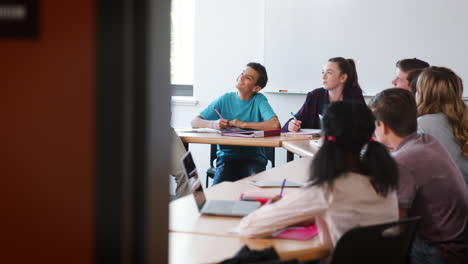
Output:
(177, 131), (313, 147)
(282, 140), (321, 157)
(170, 232), (329, 264)
(170, 156), (313, 235)
(169, 157), (329, 262)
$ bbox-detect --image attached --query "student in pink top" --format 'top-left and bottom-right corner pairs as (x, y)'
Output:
(238, 101), (399, 262)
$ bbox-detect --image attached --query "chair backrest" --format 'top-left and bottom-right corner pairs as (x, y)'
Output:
(209, 144), (217, 168)
(330, 216), (421, 264)
(265, 147), (275, 167)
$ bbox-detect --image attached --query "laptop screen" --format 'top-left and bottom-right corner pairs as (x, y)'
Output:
(181, 151), (206, 210)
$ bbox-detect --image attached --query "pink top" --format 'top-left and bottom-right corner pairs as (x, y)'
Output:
(238, 172), (398, 250)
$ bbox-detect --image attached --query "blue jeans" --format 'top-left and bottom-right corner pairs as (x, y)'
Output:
(212, 157), (266, 185)
(410, 235), (444, 264)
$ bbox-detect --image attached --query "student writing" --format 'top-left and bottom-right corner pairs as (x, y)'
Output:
(282, 57), (365, 132)
(191, 62), (280, 185)
(239, 101), (399, 263)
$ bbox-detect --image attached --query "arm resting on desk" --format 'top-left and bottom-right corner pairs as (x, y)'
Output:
(238, 187), (326, 238)
(230, 116), (281, 131)
(191, 115), (228, 129)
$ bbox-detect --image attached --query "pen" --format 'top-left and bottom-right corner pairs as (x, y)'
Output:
(214, 107), (224, 119)
(279, 178), (287, 198)
(290, 112), (297, 120)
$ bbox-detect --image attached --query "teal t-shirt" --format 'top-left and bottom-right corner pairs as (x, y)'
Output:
(200, 92), (277, 164)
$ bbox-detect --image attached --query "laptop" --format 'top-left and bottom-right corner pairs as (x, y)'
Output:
(181, 151), (261, 216)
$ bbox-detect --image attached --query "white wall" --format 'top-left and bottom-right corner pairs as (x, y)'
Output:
(171, 0), (468, 191)
(264, 0), (468, 97)
(171, 0), (268, 188)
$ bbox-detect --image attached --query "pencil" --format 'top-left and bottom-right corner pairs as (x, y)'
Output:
(279, 178), (287, 197)
(290, 112), (297, 120)
(214, 107), (224, 119)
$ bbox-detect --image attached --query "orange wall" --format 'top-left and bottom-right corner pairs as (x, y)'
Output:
(1, 1), (95, 263)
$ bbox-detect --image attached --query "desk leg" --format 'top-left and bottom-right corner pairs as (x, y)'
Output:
(183, 143), (189, 151)
(287, 151), (294, 162)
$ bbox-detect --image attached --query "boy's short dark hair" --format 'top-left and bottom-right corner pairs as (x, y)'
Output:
(407, 69), (423, 95)
(396, 58), (429, 73)
(247, 62), (268, 88)
(369, 88), (417, 137)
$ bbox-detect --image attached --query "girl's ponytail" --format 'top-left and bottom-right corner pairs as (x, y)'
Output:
(362, 141), (398, 196)
(310, 139), (345, 189)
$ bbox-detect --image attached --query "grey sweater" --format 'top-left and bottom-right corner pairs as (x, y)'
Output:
(418, 113), (468, 184)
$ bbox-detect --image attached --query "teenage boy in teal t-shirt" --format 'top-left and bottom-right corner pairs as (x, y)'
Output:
(191, 62), (280, 185)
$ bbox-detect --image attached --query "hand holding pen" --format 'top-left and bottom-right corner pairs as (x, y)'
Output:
(288, 112), (302, 132)
(266, 179), (287, 205)
(213, 107), (229, 129)
(279, 178), (286, 197)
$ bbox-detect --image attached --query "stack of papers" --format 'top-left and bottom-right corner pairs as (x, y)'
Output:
(281, 129), (321, 138)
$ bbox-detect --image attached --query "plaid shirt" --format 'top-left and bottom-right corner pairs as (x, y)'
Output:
(281, 87), (365, 132)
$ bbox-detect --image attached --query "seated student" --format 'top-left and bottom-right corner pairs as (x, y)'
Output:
(370, 88), (468, 264)
(169, 127), (191, 198)
(191, 62), (280, 185)
(282, 57), (365, 132)
(391, 58), (429, 91)
(416, 66), (468, 184)
(239, 101), (399, 262)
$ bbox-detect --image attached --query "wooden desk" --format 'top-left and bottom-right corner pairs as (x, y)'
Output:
(178, 132), (284, 147)
(169, 157), (329, 262)
(282, 140), (321, 158)
(170, 157), (313, 235)
(170, 232), (329, 264)
(177, 131), (314, 162)
(177, 132), (312, 147)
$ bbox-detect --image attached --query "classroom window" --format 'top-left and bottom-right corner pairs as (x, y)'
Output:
(171, 0), (194, 96)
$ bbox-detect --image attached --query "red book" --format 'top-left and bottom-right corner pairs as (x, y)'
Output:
(221, 129), (281, 138)
(272, 224), (319, 241)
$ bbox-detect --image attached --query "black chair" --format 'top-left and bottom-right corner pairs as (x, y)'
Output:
(329, 216), (421, 264)
(205, 144), (276, 188)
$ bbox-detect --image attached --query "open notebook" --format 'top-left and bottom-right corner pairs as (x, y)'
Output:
(247, 180), (304, 188)
(280, 128), (321, 138)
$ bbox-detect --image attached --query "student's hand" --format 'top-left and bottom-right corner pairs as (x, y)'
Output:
(229, 119), (245, 129)
(288, 120), (302, 132)
(214, 119), (229, 129)
(266, 195), (282, 205)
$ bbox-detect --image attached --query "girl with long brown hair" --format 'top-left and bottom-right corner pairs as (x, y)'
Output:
(416, 66), (468, 183)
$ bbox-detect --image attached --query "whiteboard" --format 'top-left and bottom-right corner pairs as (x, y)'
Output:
(264, 0), (468, 97)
